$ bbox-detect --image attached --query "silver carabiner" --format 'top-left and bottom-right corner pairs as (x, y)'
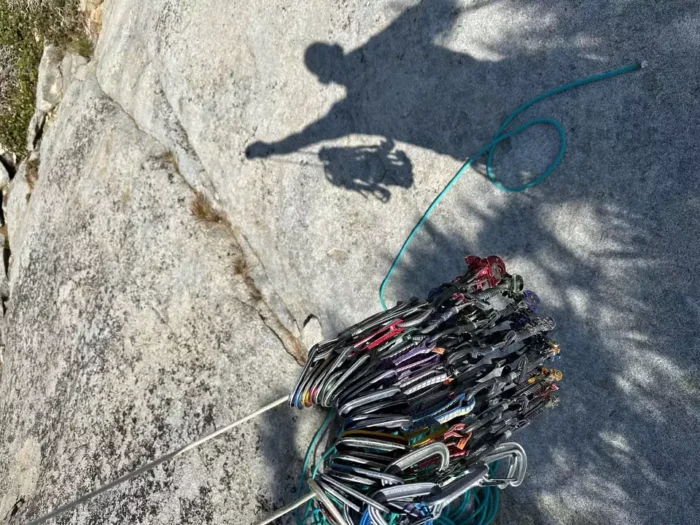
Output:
(383, 442), (450, 486)
(480, 442), (528, 488)
(427, 464), (489, 518)
(370, 483), (439, 525)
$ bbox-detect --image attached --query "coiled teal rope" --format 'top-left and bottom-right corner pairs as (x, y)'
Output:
(378, 62), (641, 310)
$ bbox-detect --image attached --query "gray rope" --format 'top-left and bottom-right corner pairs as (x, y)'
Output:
(27, 395), (289, 525)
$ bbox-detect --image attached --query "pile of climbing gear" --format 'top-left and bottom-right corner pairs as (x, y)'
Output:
(282, 255), (562, 525)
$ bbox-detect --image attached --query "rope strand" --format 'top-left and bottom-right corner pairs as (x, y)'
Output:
(28, 396), (289, 525)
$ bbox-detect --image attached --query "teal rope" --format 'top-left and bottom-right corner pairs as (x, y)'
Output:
(296, 410), (335, 525)
(378, 62), (640, 310)
(453, 492), (471, 518)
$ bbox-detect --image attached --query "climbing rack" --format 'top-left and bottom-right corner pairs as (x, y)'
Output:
(259, 255), (561, 525)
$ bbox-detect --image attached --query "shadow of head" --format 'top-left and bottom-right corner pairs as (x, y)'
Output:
(318, 140), (413, 201)
(304, 43), (346, 85)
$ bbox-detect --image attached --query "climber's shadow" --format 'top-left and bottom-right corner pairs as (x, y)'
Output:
(245, 0), (500, 200)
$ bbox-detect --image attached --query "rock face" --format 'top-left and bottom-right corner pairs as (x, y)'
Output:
(60, 52), (90, 96)
(3, 160), (30, 265)
(2, 0), (700, 524)
(26, 45), (65, 152)
(34, 45), (64, 114)
(0, 161), (9, 190)
(0, 75), (320, 524)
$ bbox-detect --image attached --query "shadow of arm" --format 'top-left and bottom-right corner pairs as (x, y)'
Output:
(246, 103), (353, 158)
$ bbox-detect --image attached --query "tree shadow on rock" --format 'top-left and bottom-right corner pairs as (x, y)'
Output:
(385, 150), (700, 525)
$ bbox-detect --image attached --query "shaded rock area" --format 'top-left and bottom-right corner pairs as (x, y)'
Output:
(1, 0), (700, 524)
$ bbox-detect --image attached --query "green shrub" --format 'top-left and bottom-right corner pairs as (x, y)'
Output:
(67, 34), (93, 57)
(0, 1), (85, 157)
